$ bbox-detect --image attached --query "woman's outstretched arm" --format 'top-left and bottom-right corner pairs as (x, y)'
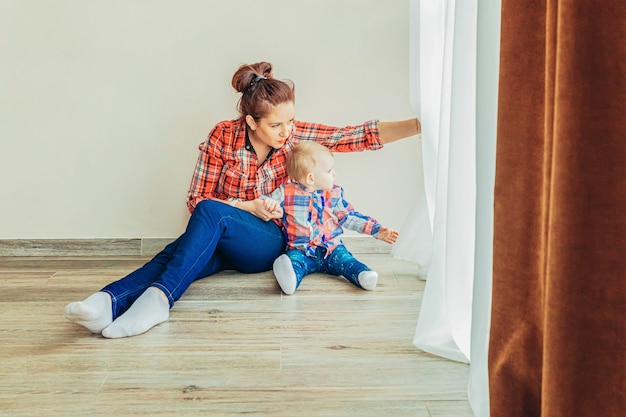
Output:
(378, 118), (421, 144)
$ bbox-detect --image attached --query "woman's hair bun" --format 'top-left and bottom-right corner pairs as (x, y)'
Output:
(232, 62), (274, 93)
(231, 61), (295, 119)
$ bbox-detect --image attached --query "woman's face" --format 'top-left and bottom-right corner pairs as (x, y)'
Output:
(247, 101), (295, 149)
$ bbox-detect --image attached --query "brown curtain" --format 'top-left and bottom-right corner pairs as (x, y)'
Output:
(489, 1), (626, 416)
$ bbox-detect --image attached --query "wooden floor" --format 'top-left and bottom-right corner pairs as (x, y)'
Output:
(0, 249), (472, 417)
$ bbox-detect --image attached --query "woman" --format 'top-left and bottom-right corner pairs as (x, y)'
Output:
(64, 61), (421, 338)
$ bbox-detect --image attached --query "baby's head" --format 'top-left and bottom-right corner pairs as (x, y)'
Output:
(287, 141), (336, 190)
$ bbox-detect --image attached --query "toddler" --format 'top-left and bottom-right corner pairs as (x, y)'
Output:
(261, 141), (398, 294)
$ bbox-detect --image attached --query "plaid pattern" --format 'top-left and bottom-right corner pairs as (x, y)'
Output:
(186, 118), (381, 211)
(265, 183), (382, 257)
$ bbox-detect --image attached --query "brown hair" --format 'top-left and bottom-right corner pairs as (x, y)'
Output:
(286, 141), (333, 183)
(231, 62), (295, 121)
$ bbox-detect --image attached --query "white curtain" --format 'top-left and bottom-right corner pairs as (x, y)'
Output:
(392, 0), (500, 416)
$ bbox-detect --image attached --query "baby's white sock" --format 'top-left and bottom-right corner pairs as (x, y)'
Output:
(358, 271), (378, 291)
(273, 254), (297, 295)
(64, 292), (113, 333)
(101, 287), (169, 338)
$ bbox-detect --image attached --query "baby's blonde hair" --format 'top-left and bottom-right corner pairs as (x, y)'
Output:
(286, 141), (333, 183)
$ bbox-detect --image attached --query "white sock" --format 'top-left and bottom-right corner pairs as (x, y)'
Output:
(358, 271), (378, 291)
(64, 292), (113, 334)
(101, 287), (169, 338)
(273, 254), (297, 295)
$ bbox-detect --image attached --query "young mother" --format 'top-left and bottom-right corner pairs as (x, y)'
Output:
(65, 61), (421, 338)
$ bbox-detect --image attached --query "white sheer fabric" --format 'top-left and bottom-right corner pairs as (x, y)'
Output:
(392, 0), (500, 415)
(394, 0), (477, 365)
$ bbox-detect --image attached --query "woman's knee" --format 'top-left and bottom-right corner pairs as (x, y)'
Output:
(194, 199), (222, 215)
(191, 199), (236, 226)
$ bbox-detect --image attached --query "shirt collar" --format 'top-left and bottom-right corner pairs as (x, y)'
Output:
(245, 126), (276, 161)
(293, 182), (326, 196)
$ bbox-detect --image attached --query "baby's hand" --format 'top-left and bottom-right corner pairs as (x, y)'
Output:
(262, 198), (278, 212)
(250, 198), (283, 221)
(378, 227), (399, 244)
(261, 198), (283, 218)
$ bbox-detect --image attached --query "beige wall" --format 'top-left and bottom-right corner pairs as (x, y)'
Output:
(0, 0), (421, 239)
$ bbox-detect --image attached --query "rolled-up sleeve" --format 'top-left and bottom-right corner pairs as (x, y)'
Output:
(293, 120), (382, 152)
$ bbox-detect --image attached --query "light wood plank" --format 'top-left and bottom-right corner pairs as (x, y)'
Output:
(427, 400), (475, 417)
(0, 253), (472, 417)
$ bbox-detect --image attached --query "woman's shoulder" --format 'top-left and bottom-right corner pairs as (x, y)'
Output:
(206, 118), (246, 141)
(212, 118), (246, 132)
(200, 118), (246, 151)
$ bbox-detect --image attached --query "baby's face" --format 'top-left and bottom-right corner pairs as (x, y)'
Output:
(309, 151), (336, 190)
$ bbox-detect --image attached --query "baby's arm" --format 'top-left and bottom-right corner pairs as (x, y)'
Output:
(333, 187), (398, 243)
(377, 227), (399, 244)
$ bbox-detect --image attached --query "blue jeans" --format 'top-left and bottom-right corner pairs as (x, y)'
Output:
(101, 200), (285, 319)
(286, 244), (371, 290)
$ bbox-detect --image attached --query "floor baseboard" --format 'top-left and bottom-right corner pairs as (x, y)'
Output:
(0, 236), (391, 257)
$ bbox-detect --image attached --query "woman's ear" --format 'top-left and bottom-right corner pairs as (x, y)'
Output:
(245, 115), (257, 131)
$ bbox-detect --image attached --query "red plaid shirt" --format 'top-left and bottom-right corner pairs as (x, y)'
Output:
(186, 118), (382, 212)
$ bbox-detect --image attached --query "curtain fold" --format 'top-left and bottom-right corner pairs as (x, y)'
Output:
(490, 1), (626, 416)
(396, 0), (478, 365)
(398, 1), (497, 415)
(467, 1), (500, 415)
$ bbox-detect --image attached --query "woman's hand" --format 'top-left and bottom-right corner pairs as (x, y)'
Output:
(378, 227), (399, 244)
(242, 199), (283, 221)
